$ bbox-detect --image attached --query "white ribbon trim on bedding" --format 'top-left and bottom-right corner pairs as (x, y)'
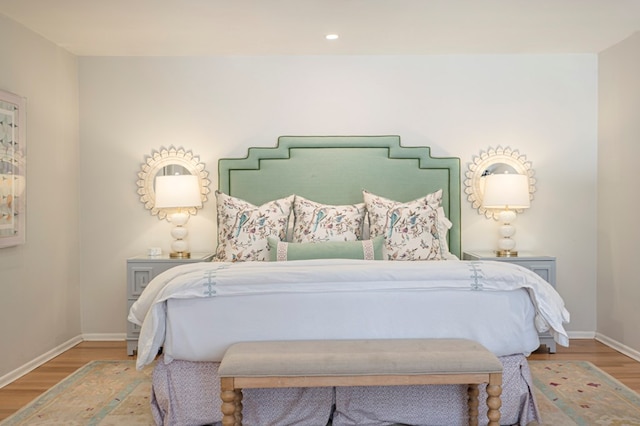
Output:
(129, 258), (570, 369)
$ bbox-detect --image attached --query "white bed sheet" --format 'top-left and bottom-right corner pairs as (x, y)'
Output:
(164, 288), (540, 362)
(131, 258), (570, 368)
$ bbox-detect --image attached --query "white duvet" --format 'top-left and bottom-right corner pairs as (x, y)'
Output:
(129, 259), (570, 370)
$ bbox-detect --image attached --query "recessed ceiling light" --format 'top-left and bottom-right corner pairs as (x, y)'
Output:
(325, 34), (339, 41)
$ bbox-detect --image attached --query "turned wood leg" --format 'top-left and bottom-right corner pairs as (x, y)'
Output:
(221, 377), (239, 426)
(467, 384), (479, 426)
(486, 373), (502, 426)
(234, 388), (243, 426)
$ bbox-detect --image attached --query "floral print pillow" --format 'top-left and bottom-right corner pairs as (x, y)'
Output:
(215, 191), (294, 262)
(363, 190), (451, 261)
(292, 196), (366, 243)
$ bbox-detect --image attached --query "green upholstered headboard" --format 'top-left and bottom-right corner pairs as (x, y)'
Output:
(218, 136), (461, 258)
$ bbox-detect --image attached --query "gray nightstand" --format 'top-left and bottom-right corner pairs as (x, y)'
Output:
(462, 250), (557, 353)
(126, 252), (215, 355)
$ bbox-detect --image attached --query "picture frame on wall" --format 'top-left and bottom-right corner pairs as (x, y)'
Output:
(0, 89), (26, 248)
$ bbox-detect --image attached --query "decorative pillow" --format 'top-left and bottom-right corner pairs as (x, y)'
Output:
(292, 196), (366, 243)
(363, 190), (452, 261)
(267, 236), (384, 261)
(215, 191), (294, 262)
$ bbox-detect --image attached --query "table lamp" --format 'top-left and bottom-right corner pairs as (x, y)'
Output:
(481, 172), (530, 257)
(154, 174), (202, 258)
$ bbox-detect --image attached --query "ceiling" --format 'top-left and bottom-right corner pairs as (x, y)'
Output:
(0, 0), (639, 56)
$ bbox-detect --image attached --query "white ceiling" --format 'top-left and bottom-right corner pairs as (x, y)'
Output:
(0, 0), (639, 56)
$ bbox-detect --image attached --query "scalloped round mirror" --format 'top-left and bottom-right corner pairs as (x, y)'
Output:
(464, 146), (536, 219)
(136, 146), (211, 219)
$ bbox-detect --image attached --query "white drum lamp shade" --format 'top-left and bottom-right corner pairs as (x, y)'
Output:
(155, 174), (202, 209)
(482, 173), (530, 210)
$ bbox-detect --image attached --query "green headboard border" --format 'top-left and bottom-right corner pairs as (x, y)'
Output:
(218, 135), (461, 258)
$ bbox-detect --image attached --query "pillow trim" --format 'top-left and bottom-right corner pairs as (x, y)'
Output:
(276, 240), (288, 261)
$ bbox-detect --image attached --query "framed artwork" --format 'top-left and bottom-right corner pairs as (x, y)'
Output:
(0, 89), (26, 248)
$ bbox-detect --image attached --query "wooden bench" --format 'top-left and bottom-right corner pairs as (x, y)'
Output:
(218, 338), (503, 426)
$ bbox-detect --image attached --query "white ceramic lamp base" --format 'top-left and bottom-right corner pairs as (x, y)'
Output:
(496, 210), (518, 257)
(169, 212), (190, 258)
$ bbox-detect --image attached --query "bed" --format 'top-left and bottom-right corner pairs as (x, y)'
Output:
(129, 135), (569, 426)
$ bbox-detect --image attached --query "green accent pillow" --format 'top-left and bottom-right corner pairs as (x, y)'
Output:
(268, 236), (384, 261)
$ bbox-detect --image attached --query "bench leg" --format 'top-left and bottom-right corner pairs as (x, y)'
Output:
(234, 388), (243, 425)
(221, 377), (242, 426)
(467, 384), (479, 426)
(486, 373), (502, 426)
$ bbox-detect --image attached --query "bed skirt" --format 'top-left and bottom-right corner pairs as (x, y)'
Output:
(150, 354), (540, 426)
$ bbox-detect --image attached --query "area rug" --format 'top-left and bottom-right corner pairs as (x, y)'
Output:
(529, 360), (640, 425)
(2, 360), (640, 425)
(0, 360), (155, 426)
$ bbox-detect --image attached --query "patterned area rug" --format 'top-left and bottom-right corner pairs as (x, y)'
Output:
(530, 360), (640, 426)
(0, 360), (155, 426)
(2, 360), (640, 425)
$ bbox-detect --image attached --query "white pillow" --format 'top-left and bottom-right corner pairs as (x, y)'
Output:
(292, 195), (366, 243)
(215, 191), (294, 262)
(363, 190), (452, 261)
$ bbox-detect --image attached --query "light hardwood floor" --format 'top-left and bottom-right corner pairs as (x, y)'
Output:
(0, 339), (639, 421)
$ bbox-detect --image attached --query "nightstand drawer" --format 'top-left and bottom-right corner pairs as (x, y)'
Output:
(129, 267), (153, 296)
(515, 260), (556, 284)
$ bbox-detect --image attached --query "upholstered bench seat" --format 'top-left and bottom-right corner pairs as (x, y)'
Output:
(219, 338), (503, 426)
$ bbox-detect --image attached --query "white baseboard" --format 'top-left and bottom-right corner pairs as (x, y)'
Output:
(0, 333), (127, 389)
(595, 333), (640, 363)
(0, 335), (83, 389)
(567, 331), (596, 339)
(82, 333), (126, 341)
(559, 331), (640, 362)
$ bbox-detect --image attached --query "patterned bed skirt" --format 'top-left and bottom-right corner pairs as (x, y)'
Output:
(150, 354), (540, 426)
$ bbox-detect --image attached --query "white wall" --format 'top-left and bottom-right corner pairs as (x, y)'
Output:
(78, 55), (597, 337)
(0, 15), (80, 378)
(598, 32), (640, 354)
